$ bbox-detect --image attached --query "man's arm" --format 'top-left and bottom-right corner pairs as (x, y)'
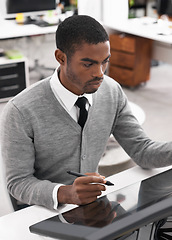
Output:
(113, 86), (172, 169)
(0, 101), (57, 210)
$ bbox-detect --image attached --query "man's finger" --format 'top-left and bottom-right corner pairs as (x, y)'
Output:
(75, 175), (106, 185)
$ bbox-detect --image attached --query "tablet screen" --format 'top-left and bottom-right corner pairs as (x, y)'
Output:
(30, 168), (172, 240)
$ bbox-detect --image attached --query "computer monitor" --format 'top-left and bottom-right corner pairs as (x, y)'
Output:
(5, 0), (56, 23)
(157, 0), (172, 17)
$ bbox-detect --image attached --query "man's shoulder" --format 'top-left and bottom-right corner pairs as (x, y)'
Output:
(1, 77), (52, 124)
(95, 75), (125, 105)
(11, 77), (51, 108)
(101, 74), (121, 91)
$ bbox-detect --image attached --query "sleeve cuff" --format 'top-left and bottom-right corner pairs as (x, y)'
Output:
(52, 184), (64, 210)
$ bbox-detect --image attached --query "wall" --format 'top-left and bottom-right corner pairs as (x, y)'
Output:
(77, 0), (129, 23)
(0, 0), (6, 18)
(77, 0), (158, 25)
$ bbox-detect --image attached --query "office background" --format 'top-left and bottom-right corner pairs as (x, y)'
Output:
(0, 0), (172, 218)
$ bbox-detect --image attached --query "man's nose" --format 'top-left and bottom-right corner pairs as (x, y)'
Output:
(92, 65), (104, 78)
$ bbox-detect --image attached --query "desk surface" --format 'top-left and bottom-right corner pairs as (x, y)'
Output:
(1, 17), (172, 44)
(105, 17), (172, 45)
(0, 19), (58, 39)
(0, 165), (171, 240)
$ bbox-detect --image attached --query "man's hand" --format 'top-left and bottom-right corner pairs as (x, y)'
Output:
(57, 173), (106, 205)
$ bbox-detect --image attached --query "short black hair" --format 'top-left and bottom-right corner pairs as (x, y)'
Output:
(56, 15), (109, 59)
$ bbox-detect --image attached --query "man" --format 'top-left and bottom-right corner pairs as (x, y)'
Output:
(1, 15), (172, 210)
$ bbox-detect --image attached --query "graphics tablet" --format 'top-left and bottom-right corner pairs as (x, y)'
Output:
(30, 168), (172, 240)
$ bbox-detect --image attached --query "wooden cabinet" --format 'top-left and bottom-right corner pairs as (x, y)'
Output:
(109, 33), (152, 87)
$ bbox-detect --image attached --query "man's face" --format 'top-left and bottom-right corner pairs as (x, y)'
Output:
(59, 41), (111, 95)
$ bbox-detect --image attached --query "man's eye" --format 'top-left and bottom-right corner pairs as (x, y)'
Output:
(103, 60), (110, 65)
(83, 63), (93, 68)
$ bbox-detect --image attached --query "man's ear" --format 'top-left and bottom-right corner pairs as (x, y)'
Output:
(55, 49), (66, 65)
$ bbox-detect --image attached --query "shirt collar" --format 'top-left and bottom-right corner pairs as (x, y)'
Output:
(50, 69), (93, 111)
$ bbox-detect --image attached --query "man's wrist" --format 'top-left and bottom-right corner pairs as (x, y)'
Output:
(57, 185), (72, 205)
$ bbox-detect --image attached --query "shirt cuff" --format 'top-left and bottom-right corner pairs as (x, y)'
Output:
(52, 184), (64, 210)
(58, 213), (73, 224)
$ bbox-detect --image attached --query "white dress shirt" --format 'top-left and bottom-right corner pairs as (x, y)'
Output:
(50, 69), (93, 209)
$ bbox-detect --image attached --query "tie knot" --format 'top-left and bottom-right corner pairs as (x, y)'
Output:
(75, 97), (87, 109)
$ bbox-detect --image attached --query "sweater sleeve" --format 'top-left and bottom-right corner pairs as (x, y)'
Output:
(0, 101), (58, 210)
(112, 85), (172, 169)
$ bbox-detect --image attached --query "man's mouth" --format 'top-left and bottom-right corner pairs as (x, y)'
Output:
(89, 78), (103, 85)
(91, 80), (103, 85)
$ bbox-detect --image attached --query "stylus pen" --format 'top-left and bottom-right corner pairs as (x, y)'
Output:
(67, 170), (114, 186)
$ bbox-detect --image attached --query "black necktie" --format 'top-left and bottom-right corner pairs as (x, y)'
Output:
(75, 97), (88, 129)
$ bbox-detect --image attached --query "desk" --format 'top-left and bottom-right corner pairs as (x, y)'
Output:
(0, 16), (65, 40)
(1, 17), (172, 42)
(104, 17), (172, 44)
(1, 17), (172, 64)
(0, 165), (171, 240)
(104, 17), (172, 65)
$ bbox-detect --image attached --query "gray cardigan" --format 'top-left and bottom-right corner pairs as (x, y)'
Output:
(1, 75), (172, 210)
